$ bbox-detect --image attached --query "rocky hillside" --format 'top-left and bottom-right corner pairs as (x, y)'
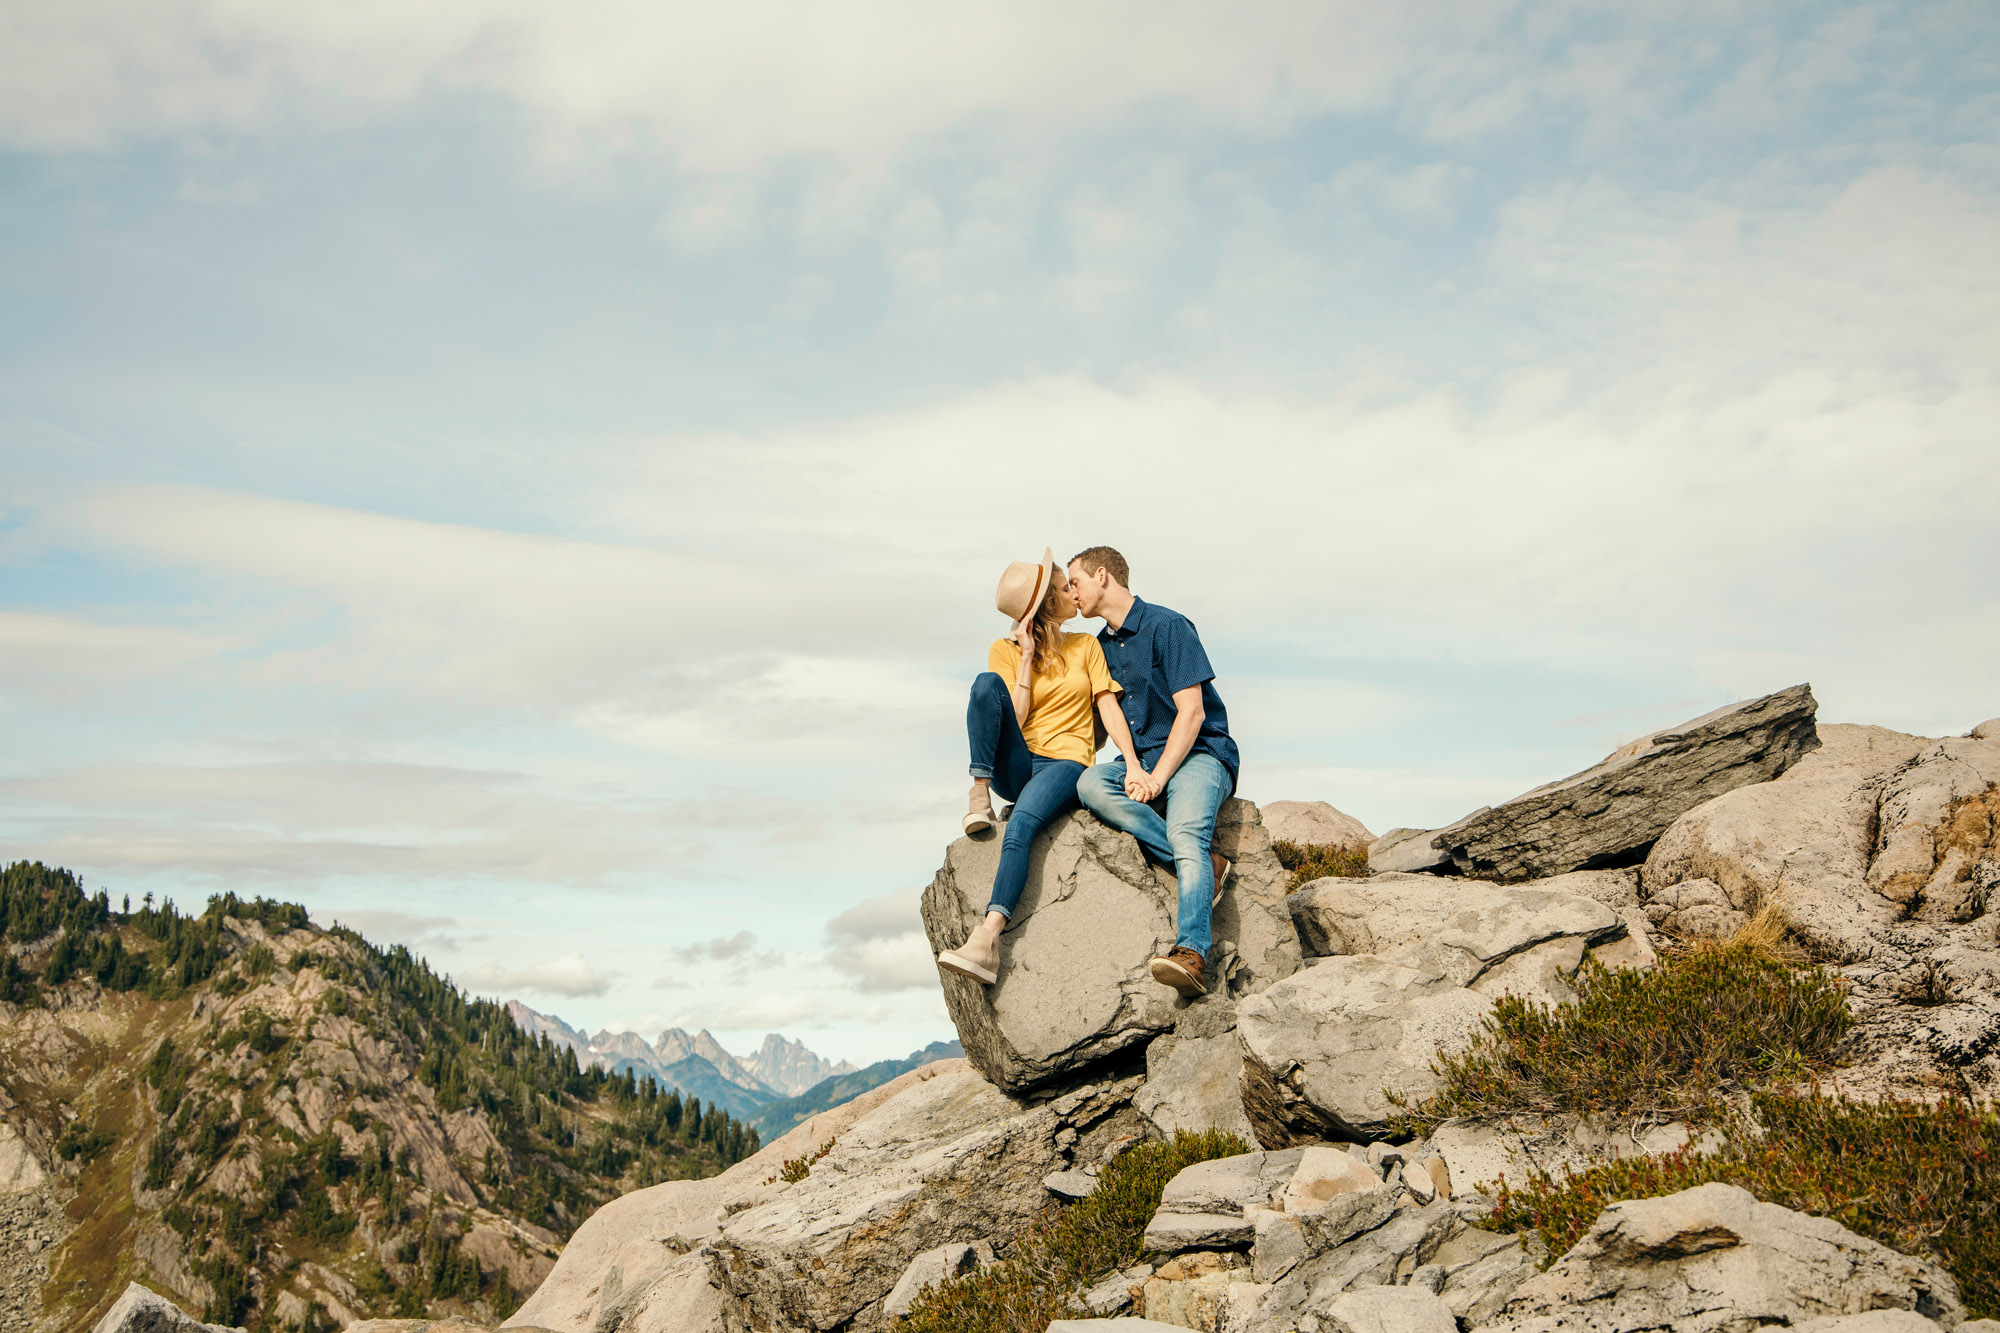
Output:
(747, 1039), (964, 1141)
(0, 865), (758, 1333)
(75, 689), (2000, 1333)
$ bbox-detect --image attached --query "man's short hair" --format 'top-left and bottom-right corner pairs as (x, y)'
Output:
(1069, 545), (1130, 589)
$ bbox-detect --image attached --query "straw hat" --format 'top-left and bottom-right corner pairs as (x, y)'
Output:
(995, 548), (1055, 623)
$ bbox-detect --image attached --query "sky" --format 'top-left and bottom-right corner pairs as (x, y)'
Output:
(2, 2), (1996, 1067)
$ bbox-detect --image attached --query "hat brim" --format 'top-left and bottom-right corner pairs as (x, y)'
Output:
(1024, 547), (1054, 622)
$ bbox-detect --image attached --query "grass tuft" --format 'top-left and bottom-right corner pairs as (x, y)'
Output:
(1489, 1091), (2000, 1317)
(1272, 839), (1370, 889)
(1391, 940), (1852, 1128)
(896, 1128), (1250, 1333)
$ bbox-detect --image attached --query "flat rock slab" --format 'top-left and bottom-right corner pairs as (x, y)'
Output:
(1435, 684), (1821, 882)
(923, 801), (1300, 1095)
(1320, 1284), (1459, 1333)
(1239, 956), (1495, 1144)
(1479, 1182), (1964, 1333)
(1157, 1148), (1306, 1217)
(1286, 874), (1624, 980)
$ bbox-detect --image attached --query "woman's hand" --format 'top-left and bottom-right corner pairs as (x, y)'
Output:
(1124, 768), (1162, 802)
(1011, 614), (1036, 654)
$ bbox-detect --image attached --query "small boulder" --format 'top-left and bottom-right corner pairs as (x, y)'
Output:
(1278, 1145), (1383, 1213)
(1317, 1285), (1458, 1333)
(1479, 1182), (1964, 1333)
(881, 1241), (989, 1319)
(1261, 800), (1375, 850)
(1368, 827), (1454, 875)
(1285, 874), (1624, 978)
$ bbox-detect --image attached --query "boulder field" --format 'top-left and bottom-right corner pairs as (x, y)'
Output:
(91, 690), (2000, 1333)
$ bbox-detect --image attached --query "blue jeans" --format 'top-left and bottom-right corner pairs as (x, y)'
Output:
(1076, 753), (1231, 956)
(968, 672), (1086, 920)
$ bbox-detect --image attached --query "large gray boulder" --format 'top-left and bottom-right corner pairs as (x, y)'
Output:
(90, 1285), (245, 1333)
(1238, 956), (1494, 1145)
(1132, 994), (1259, 1140)
(1474, 1183), (1964, 1333)
(922, 800), (1301, 1095)
(1245, 876), (1634, 1145)
(1365, 688), (1822, 879)
(1427, 684), (1821, 882)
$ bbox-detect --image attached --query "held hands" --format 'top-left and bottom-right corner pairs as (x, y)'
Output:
(1124, 767), (1162, 802)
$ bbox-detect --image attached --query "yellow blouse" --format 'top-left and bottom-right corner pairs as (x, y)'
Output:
(987, 633), (1120, 765)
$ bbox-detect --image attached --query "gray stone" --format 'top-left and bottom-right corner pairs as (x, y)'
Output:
(1278, 1146), (1386, 1213)
(1468, 936), (1587, 1008)
(1262, 801), (1375, 850)
(90, 1284), (245, 1333)
(1158, 1149), (1305, 1217)
(1142, 1210), (1255, 1253)
(1368, 828), (1454, 875)
(1314, 1285), (1458, 1333)
(1076, 1264), (1152, 1316)
(1046, 1321), (1192, 1332)
(1790, 1315), (1950, 1333)
(1425, 1116), (1719, 1199)
(1972, 718), (2000, 741)
(1478, 1183), (1964, 1333)
(1238, 955), (1494, 1144)
(923, 801), (1301, 1095)
(1286, 874), (1623, 979)
(1134, 998), (1258, 1140)
(1043, 1169), (1097, 1199)
(881, 1242), (985, 1319)
(1434, 684), (1821, 882)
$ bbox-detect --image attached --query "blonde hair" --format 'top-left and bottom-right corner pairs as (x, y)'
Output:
(1028, 580), (1068, 676)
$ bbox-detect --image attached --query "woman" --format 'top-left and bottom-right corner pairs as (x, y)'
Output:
(936, 548), (1147, 985)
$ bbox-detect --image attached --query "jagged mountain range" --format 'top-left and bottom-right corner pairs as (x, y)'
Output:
(502, 1003), (866, 1120)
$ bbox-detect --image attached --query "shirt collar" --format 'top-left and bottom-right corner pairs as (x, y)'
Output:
(1108, 596), (1147, 637)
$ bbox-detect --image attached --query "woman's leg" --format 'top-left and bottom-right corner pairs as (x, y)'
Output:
(967, 672), (1035, 805)
(985, 758), (1087, 919)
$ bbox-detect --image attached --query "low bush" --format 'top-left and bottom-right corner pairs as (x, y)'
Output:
(1392, 940), (1852, 1128)
(897, 1129), (1250, 1333)
(1272, 839), (1370, 889)
(1490, 1091), (2000, 1318)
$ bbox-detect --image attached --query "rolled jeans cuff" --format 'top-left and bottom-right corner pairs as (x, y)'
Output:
(980, 901), (1013, 920)
(968, 765), (995, 780)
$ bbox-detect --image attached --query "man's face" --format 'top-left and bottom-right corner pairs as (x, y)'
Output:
(1067, 560), (1105, 616)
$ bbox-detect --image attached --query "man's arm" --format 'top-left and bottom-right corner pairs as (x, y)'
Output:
(1150, 685), (1205, 784)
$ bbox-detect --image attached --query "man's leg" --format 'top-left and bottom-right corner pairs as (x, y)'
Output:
(1076, 761), (1176, 867)
(1160, 754), (1231, 958)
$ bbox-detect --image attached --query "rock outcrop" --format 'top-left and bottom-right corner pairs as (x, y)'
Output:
(921, 799), (1301, 1095)
(511, 1059), (1142, 1333)
(1242, 874), (1641, 1145)
(89, 1283), (245, 1333)
(1369, 686), (1821, 880)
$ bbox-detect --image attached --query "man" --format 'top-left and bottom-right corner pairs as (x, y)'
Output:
(1067, 545), (1238, 997)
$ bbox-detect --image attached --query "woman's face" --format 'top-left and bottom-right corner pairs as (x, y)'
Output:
(1048, 572), (1078, 621)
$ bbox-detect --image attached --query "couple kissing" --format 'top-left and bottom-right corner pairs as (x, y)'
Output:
(936, 544), (1239, 999)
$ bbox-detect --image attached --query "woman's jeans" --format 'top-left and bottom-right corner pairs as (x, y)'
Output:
(967, 672), (1085, 920)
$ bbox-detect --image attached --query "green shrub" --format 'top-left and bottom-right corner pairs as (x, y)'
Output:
(898, 1129), (1250, 1333)
(56, 1118), (115, 1166)
(1272, 839), (1370, 889)
(1392, 941), (1851, 1128)
(1489, 1091), (2000, 1318)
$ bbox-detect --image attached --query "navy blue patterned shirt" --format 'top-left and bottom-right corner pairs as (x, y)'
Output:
(1097, 597), (1239, 791)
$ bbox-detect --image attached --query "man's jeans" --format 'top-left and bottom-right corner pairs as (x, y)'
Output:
(1076, 753), (1231, 957)
(968, 672), (1086, 920)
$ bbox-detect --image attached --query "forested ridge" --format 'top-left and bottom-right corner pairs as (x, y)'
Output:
(0, 860), (758, 1331)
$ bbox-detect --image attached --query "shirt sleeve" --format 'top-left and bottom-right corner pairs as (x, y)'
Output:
(988, 638), (1019, 679)
(1082, 637), (1120, 696)
(1157, 615), (1216, 694)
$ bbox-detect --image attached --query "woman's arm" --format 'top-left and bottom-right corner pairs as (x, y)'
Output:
(1008, 617), (1035, 727)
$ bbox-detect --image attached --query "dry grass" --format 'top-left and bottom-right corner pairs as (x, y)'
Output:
(1272, 840), (1371, 890)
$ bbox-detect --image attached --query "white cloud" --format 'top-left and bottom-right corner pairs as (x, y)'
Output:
(827, 888), (933, 994)
(464, 950), (616, 998)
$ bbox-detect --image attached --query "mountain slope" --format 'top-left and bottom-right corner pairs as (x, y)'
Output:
(747, 1040), (964, 1140)
(0, 862), (759, 1333)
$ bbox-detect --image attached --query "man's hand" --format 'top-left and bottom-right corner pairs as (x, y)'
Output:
(1125, 768), (1161, 802)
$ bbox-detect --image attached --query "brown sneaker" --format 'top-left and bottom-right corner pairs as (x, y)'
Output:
(1150, 947), (1207, 997)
